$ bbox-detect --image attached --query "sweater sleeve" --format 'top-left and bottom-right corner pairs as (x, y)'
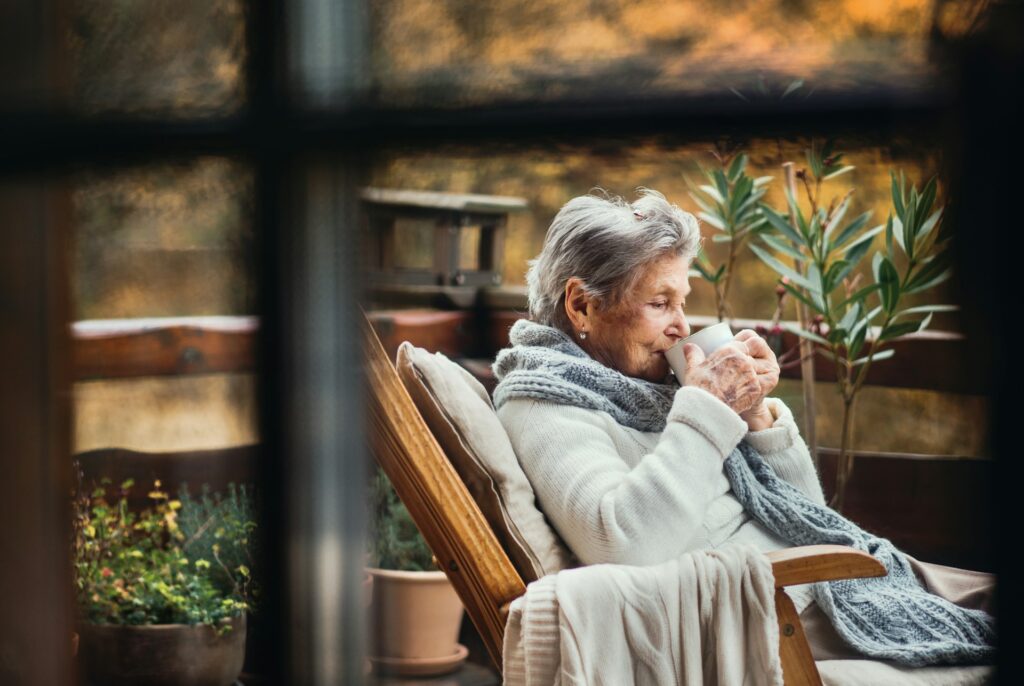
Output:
(499, 386), (748, 566)
(743, 397), (827, 506)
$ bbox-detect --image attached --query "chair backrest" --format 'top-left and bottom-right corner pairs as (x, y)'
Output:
(393, 341), (577, 583)
(362, 309), (526, 670)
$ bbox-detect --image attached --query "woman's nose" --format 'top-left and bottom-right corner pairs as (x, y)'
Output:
(669, 307), (690, 338)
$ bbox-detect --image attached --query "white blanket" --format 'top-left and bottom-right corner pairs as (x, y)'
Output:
(503, 542), (784, 686)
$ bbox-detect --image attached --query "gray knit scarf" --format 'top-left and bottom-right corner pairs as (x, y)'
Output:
(492, 318), (996, 667)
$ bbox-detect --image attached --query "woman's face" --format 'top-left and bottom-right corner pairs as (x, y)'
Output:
(581, 253), (692, 383)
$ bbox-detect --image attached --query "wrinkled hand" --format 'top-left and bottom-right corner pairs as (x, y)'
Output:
(681, 340), (762, 415)
(733, 329), (781, 399)
(732, 329), (781, 429)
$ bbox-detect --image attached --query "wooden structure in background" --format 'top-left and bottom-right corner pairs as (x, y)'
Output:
(361, 307), (887, 683)
(361, 188), (527, 309)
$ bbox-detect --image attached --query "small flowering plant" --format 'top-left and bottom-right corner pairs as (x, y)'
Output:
(73, 478), (257, 632)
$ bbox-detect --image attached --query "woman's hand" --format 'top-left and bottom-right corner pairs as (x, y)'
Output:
(681, 341), (762, 415)
(733, 329), (781, 431)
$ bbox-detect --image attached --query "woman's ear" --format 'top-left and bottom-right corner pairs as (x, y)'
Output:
(563, 277), (592, 331)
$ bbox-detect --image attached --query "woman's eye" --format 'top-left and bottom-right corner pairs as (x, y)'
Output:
(651, 302), (667, 309)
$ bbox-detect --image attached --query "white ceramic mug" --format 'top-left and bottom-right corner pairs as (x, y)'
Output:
(664, 321), (734, 383)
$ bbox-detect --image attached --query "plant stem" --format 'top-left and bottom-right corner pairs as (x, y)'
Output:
(784, 162), (819, 472)
(831, 393), (858, 513)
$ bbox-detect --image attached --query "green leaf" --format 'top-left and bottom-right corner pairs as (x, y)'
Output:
(760, 234), (806, 261)
(835, 282), (883, 312)
(891, 215), (907, 254)
(699, 184), (725, 206)
(784, 185), (809, 240)
(807, 263), (827, 310)
(877, 256), (901, 313)
(753, 175), (774, 187)
(849, 305), (883, 347)
(904, 268), (953, 294)
(891, 304), (959, 321)
(824, 260), (851, 293)
(781, 79), (804, 98)
(822, 165), (855, 181)
(727, 153), (748, 182)
(917, 312), (934, 332)
(877, 321), (922, 342)
(891, 171), (905, 218)
(714, 264), (726, 280)
(851, 348), (895, 366)
(914, 208), (943, 257)
(761, 204), (806, 246)
(782, 321), (829, 345)
(713, 169), (730, 203)
(829, 212), (873, 252)
(749, 243), (817, 291)
(919, 176), (937, 220)
(711, 233), (733, 242)
(780, 280), (821, 313)
(838, 300), (862, 334)
(904, 252), (952, 292)
(689, 191), (718, 217)
(729, 175), (754, 219)
(903, 194), (917, 260)
(837, 221), (883, 257)
(848, 325), (868, 360)
(698, 212), (727, 231)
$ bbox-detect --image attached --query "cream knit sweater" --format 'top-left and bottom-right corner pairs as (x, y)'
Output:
(496, 385), (826, 614)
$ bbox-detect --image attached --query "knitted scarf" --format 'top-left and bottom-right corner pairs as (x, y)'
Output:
(492, 318), (996, 667)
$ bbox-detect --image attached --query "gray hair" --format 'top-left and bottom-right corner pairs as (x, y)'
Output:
(526, 187), (702, 335)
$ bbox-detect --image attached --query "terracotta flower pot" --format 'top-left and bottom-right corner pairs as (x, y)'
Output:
(366, 567), (466, 676)
(77, 614), (246, 686)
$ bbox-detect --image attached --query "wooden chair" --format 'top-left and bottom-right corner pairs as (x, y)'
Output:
(363, 309), (886, 685)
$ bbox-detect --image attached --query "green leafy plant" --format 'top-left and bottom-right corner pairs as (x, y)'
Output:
(751, 138), (956, 512)
(688, 149), (774, 321)
(367, 466), (436, 572)
(73, 478), (258, 633)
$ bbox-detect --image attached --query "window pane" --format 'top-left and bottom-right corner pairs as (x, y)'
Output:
(369, 0), (988, 108)
(69, 0), (246, 116)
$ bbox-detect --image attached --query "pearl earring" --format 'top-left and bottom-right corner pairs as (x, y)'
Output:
(579, 330), (587, 339)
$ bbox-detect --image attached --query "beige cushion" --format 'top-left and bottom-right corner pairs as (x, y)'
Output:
(395, 341), (576, 583)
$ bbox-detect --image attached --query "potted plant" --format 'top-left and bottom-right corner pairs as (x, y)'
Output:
(366, 466), (467, 677)
(73, 478), (258, 686)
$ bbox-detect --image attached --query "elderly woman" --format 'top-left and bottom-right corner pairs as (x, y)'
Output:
(491, 188), (995, 675)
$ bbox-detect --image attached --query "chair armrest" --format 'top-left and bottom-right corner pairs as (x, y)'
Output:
(766, 545), (886, 587)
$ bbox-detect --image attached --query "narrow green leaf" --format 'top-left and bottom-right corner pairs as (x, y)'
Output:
(714, 264), (726, 280)
(848, 324), (868, 360)
(753, 175), (774, 187)
(822, 165), (855, 181)
(885, 214), (895, 257)
(781, 79), (804, 98)
(843, 226), (884, 268)
(783, 185), (809, 240)
(904, 268), (953, 294)
(825, 260), (851, 293)
(891, 215), (907, 254)
(749, 243), (817, 291)
(698, 212), (727, 231)
(699, 184), (725, 205)
(782, 321), (829, 345)
(904, 252), (952, 291)
(780, 280), (821, 313)
(877, 256), (900, 313)
(917, 312), (934, 332)
(835, 282), (883, 311)
(713, 169), (729, 203)
(851, 349), (895, 367)
(711, 234), (733, 242)
(689, 191), (718, 218)
(835, 221), (882, 256)
(919, 175), (937, 219)
(871, 252), (884, 284)
(877, 321), (922, 342)
(727, 153), (748, 182)
(824, 195), (852, 245)
(838, 300), (861, 334)
(891, 171), (905, 218)
(729, 175), (754, 219)
(903, 193), (917, 260)
(891, 304), (959, 321)
(914, 208), (943, 257)
(760, 234), (806, 261)
(829, 212), (873, 251)
(761, 204), (806, 246)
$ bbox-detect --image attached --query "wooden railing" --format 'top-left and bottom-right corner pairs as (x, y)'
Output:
(70, 306), (993, 571)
